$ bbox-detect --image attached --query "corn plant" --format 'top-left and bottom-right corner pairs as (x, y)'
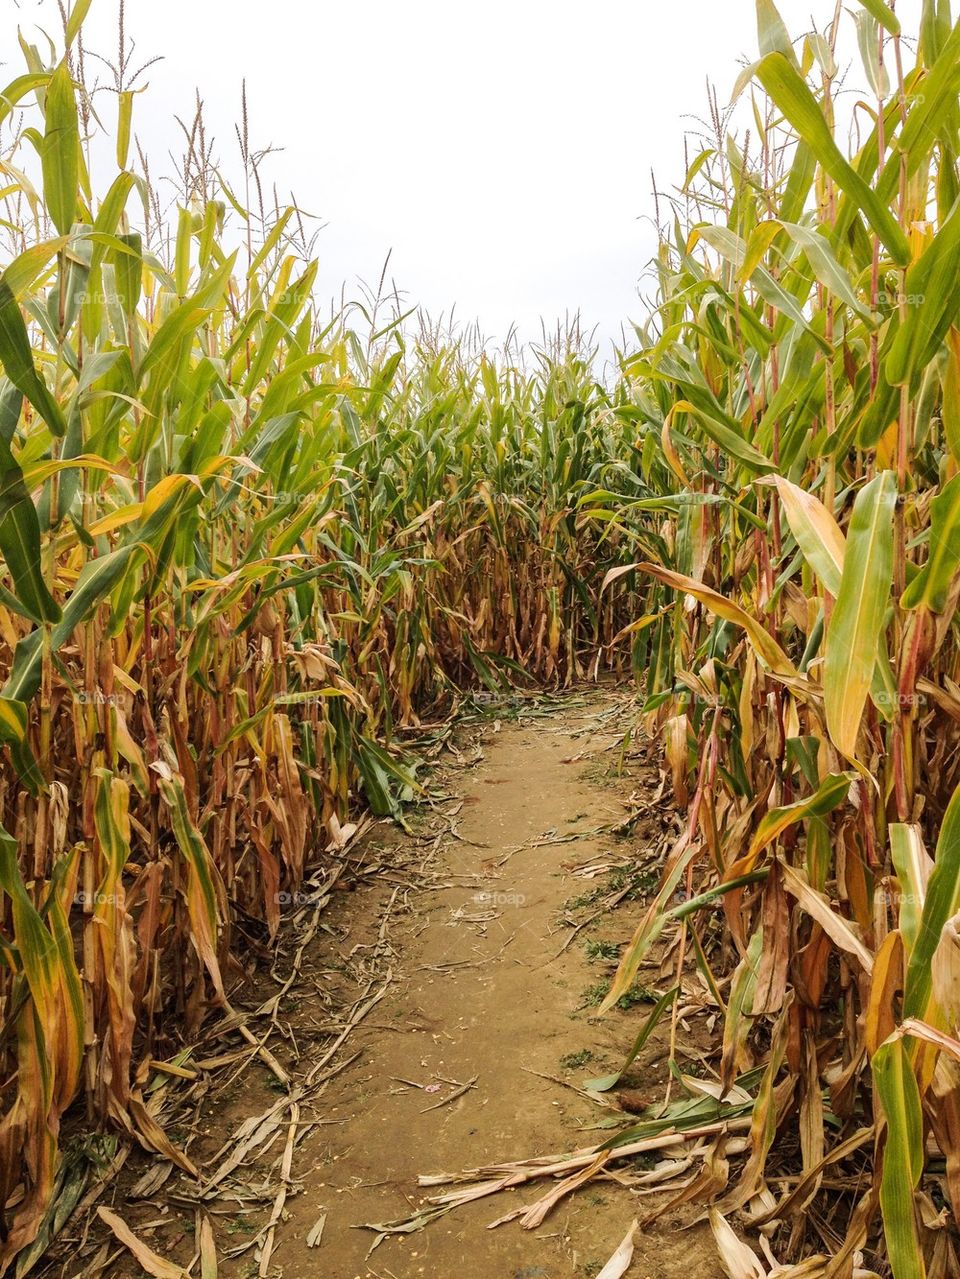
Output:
(588, 2), (960, 1273)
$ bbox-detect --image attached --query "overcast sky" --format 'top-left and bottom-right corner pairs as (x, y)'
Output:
(6, 0), (925, 345)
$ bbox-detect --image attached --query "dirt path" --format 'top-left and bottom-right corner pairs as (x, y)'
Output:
(67, 691), (721, 1279)
(270, 691), (719, 1278)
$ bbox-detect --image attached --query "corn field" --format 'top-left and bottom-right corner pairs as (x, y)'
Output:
(1, 0), (960, 1274)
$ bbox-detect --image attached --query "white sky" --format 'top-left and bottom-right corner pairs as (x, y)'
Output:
(4, 0), (926, 345)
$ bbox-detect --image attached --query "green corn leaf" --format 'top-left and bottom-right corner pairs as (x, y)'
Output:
(3, 544), (137, 705)
(858, 0), (901, 35)
(903, 779), (960, 1020)
(885, 196), (960, 389)
(778, 220), (872, 317)
(873, 1038), (925, 1279)
(756, 0), (799, 65)
(174, 206), (192, 298)
(743, 773), (854, 869)
(0, 280), (66, 437)
(721, 929), (764, 1085)
(901, 473), (960, 612)
(116, 90), (133, 170)
(64, 0), (94, 47)
(40, 63), (78, 237)
(585, 986), (679, 1091)
(0, 823), (57, 1006)
(878, 18), (960, 204)
(0, 381), (21, 445)
(2, 238), (69, 299)
(855, 11), (890, 98)
(0, 433), (60, 623)
(889, 824), (930, 959)
(823, 471), (897, 758)
(596, 839), (702, 1017)
(755, 52), (909, 265)
(673, 399), (774, 473)
(0, 72), (50, 131)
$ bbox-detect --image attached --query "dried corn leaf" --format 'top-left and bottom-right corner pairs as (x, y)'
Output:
(96, 1208), (186, 1279)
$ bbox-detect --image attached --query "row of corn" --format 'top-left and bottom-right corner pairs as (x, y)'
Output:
(590, 3), (960, 1275)
(0, 8), (648, 1262)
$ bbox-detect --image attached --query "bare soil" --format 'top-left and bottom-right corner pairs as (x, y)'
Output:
(49, 690), (722, 1279)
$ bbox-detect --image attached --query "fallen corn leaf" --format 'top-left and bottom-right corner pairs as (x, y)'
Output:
(96, 1207), (186, 1279)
